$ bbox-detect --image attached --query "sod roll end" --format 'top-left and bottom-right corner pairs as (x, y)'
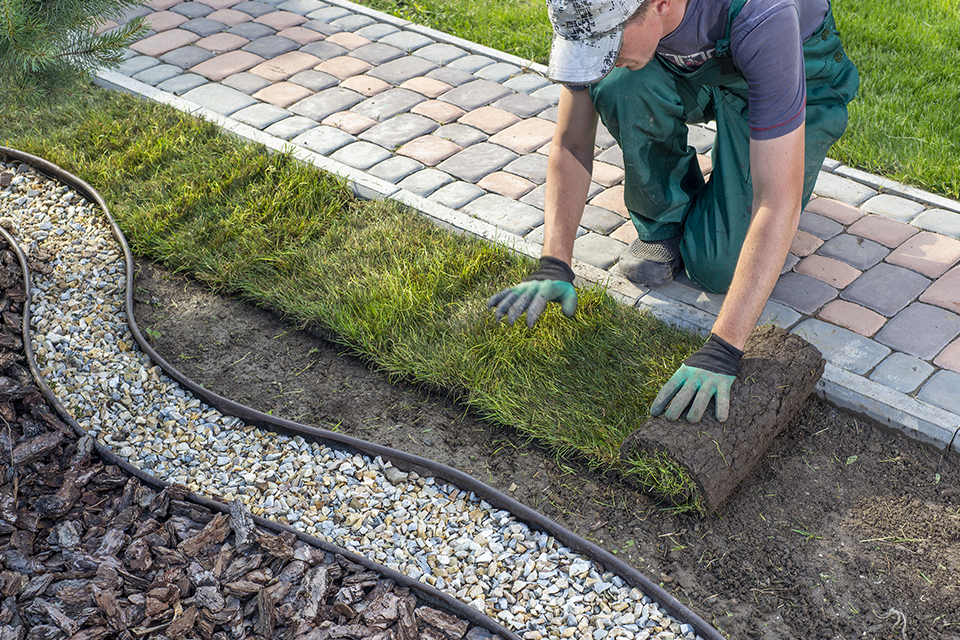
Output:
(620, 325), (825, 514)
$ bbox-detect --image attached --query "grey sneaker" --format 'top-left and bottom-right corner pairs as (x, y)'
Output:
(617, 236), (682, 286)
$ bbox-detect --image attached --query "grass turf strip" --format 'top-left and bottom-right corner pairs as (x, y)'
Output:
(1, 85), (707, 509)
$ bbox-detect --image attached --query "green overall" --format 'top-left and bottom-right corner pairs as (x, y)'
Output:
(589, 0), (859, 293)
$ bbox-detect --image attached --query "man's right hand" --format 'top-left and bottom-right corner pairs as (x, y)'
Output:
(487, 256), (577, 328)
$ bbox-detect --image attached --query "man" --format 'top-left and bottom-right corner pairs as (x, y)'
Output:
(488, 0), (858, 423)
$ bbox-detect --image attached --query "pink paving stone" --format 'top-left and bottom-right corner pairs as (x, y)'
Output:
(397, 136), (463, 166)
(457, 107), (520, 134)
(399, 77), (453, 99)
(410, 100), (465, 124)
(848, 214), (918, 248)
(324, 32), (372, 51)
(611, 220), (638, 244)
(250, 51), (322, 82)
(143, 11), (189, 32)
(795, 254), (862, 288)
(254, 11), (308, 30)
(489, 119), (556, 154)
(805, 197), (864, 225)
(886, 231), (960, 278)
(919, 265), (960, 314)
(95, 19), (119, 34)
(149, 0), (182, 10)
(205, 9), (252, 26)
(321, 111), (378, 135)
(315, 56), (373, 80)
(129, 29), (200, 57)
(790, 229), (823, 257)
(592, 161), (625, 187)
(277, 26), (326, 45)
(339, 75), (392, 97)
(191, 51), (265, 82)
(197, 0), (243, 10)
(253, 82), (314, 109)
(934, 338), (960, 373)
(195, 32), (249, 53)
(817, 300), (887, 337)
(477, 172), (535, 199)
(589, 185), (628, 218)
(697, 154), (712, 177)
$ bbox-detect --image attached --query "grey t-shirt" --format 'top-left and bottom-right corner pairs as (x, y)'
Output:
(657, 0), (829, 140)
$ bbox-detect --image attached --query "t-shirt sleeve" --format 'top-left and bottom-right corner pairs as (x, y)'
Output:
(731, 3), (806, 140)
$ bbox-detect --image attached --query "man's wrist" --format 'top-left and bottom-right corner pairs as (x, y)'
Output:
(524, 256), (575, 284)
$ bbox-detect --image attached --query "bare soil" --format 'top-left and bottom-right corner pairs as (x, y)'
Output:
(132, 259), (960, 640)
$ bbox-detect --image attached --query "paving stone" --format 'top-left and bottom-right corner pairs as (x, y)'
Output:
(351, 87), (426, 122)
(524, 224), (586, 245)
(172, 2), (214, 18)
(428, 181), (486, 209)
(305, 6), (351, 22)
(367, 156), (424, 183)
(354, 23), (400, 41)
(396, 136), (462, 166)
(291, 125), (355, 154)
(330, 141), (392, 170)
(531, 82), (562, 105)
(805, 197), (864, 224)
(769, 272), (837, 314)
(840, 263), (929, 317)
(934, 339), (960, 373)
(300, 19), (341, 36)
(917, 370), (960, 415)
(457, 107), (520, 135)
(596, 145), (623, 169)
(339, 75), (392, 96)
(150, 0), (183, 10)
(289, 86), (363, 120)
(410, 100), (464, 124)
(223, 70), (272, 93)
(444, 55), (492, 74)
(325, 31), (372, 50)
(580, 205), (627, 235)
(437, 143), (519, 183)
(206, 9), (254, 26)
(366, 56), (439, 85)
(400, 77), (452, 99)
(847, 214), (918, 249)
(425, 66), (475, 87)
(503, 73), (552, 94)
(196, 32), (250, 52)
(816, 300), (886, 337)
(133, 63), (183, 85)
(686, 126), (715, 154)
(180, 18), (229, 37)
(462, 194), (544, 236)
(812, 171), (877, 205)
(610, 220), (638, 244)
(254, 10), (308, 29)
(230, 102), (293, 128)
(315, 55), (372, 79)
(912, 209), (960, 238)
(182, 82), (257, 115)
(378, 30), (435, 52)
(115, 3), (154, 23)
(440, 79), (514, 111)
(414, 42), (468, 65)
(397, 168), (454, 197)
(592, 161), (625, 188)
(275, 25), (324, 44)
(875, 303), (960, 360)
(288, 69), (338, 91)
(191, 50), (264, 80)
(350, 42), (405, 66)
(572, 233), (627, 269)
(227, 21), (276, 39)
(201, 0), (245, 10)
(331, 14), (376, 31)
(817, 234), (888, 270)
(130, 29), (201, 56)
(519, 184), (546, 209)
(263, 115), (317, 139)
(869, 353), (935, 394)
(492, 93), (552, 119)
(790, 318), (890, 375)
(588, 185), (628, 218)
(886, 231), (960, 278)
(157, 72), (208, 94)
(504, 154), (548, 185)
(860, 193), (927, 223)
(477, 171), (535, 199)
(782, 252), (800, 274)
(475, 61), (522, 83)
(359, 113), (439, 149)
(919, 265), (960, 314)
(659, 274), (725, 315)
(795, 254), (861, 288)
(249, 50), (321, 81)
(321, 110), (377, 135)
(117, 54), (160, 76)
(299, 40), (347, 61)
(798, 210), (843, 240)
(160, 46), (216, 68)
(488, 118), (555, 155)
(144, 10), (189, 31)
(242, 34), (299, 57)
(232, 1), (275, 16)
(434, 123), (487, 148)
(276, 0), (327, 14)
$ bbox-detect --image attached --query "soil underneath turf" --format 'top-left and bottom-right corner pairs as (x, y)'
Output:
(132, 259), (960, 640)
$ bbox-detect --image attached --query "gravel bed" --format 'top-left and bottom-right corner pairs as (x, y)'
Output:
(0, 159), (704, 640)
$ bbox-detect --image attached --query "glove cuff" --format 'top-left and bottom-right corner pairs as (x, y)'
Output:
(683, 333), (743, 377)
(523, 256), (575, 284)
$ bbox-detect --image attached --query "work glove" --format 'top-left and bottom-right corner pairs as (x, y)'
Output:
(651, 333), (743, 423)
(487, 256), (577, 328)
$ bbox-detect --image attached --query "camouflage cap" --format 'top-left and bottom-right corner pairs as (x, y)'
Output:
(546, 0), (644, 86)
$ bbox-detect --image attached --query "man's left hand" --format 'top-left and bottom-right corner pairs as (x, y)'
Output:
(650, 334), (743, 423)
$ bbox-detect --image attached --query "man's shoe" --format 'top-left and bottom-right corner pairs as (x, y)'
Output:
(617, 236), (682, 286)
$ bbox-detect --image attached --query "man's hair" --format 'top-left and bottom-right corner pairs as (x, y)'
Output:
(625, 0), (654, 24)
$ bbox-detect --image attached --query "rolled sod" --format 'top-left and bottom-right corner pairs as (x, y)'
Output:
(620, 325), (824, 514)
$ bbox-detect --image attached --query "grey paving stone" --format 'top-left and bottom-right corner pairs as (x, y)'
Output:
(397, 168), (454, 197)
(435, 124), (487, 148)
(301, 19), (341, 36)
(870, 353), (936, 394)
(912, 209), (960, 238)
(462, 194), (544, 236)
(331, 14), (376, 31)
(183, 83), (257, 116)
(595, 123), (617, 149)
(157, 73), (208, 95)
(448, 55), (496, 74)
(425, 67), (475, 87)
(352, 88), (426, 122)
(355, 24), (400, 41)
(769, 272), (837, 314)
(117, 55), (160, 76)
(379, 31), (435, 52)
(414, 43), (468, 65)
(493, 93), (551, 119)
(429, 181), (485, 209)
(288, 70), (338, 91)
(504, 154), (548, 184)
(520, 184), (546, 209)
(350, 43), (405, 65)
(233, 1), (276, 17)
(791, 319), (890, 375)
(231, 103), (292, 128)
(596, 145), (623, 169)
(439, 79), (514, 111)
(687, 126), (715, 154)
(475, 62), (522, 83)
(860, 194), (927, 223)
(365, 56), (439, 86)
(813, 171), (877, 205)
(875, 303), (960, 360)
(531, 82), (562, 105)
(917, 370), (960, 415)
(277, 0), (328, 14)
(359, 113), (438, 149)
(222, 71), (272, 94)
(228, 22), (276, 39)
(181, 18), (228, 37)
(290, 87), (364, 121)
(160, 46), (215, 69)
(503, 73), (552, 94)
(300, 40), (348, 60)
(573, 232), (627, 269)
(437, 143), (519, 183)
(799, 211), (844, 240)
(172, 2), (213, 18)
(306, 6), (351, 22)
(840, 263), (930, 317)
(525, 224), (586, 245)
(291, 125), (355, 154)
(782, 252), (800, 274)
(758, 300), (803, 330)
(133, 64), (183, 86)
(817, 234), (888, 270)
(114, 3), (152, 23)
(659, 274), (725, 315)
(331, 141), (392, 170)
(243, 35), (299, 58)
(538, 106), (560, 123)
(263, 115), (317, 140)
(580, 205), (627, 235)
(368, 156), (424, 183)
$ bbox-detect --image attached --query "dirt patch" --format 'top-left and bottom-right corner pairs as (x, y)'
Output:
(132, 259), (960, 640)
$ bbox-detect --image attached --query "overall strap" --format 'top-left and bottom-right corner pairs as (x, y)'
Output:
(715, 0), (749, 74)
